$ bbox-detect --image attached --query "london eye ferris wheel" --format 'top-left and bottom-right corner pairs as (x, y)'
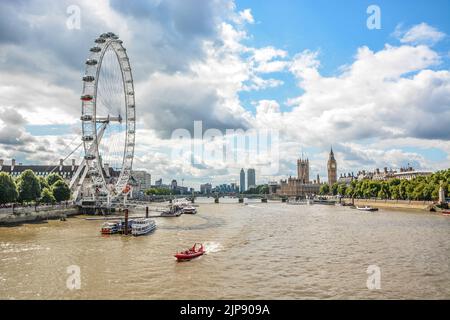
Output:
(71, 32), (135, 204)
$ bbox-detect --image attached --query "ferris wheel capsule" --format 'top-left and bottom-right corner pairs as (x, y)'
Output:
(122, 184), (131, 194)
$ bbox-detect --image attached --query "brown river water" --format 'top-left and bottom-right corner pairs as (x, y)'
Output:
(0, 198), (449, 299)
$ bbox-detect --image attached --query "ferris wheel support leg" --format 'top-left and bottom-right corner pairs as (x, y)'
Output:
(69, 158), (86, 190)
(71, 123), (109, 202)
(72, 165), (89, 202)
(70, 124), (107, 191)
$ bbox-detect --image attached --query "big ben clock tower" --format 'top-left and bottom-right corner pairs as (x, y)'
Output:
(327, 147), (337, 186)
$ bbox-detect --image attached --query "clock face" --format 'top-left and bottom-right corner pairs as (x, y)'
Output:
(331, 163), (336, 169)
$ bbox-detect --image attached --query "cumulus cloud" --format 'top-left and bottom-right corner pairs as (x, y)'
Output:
(0, 3), (279, 134)
(0, 0), (288, 182)
(282, 44), (449, 142)
(252, 46), (289, 73)
(395, 23), (446, 46)
(289, 49), (321, 81)
(235, 8), (254, 24)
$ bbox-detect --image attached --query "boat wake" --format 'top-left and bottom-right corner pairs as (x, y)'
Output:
(203, 241), (222, 253)
(0, 242), (50, 254)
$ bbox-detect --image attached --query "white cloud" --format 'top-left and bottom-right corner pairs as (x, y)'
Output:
(237, 8), (254, 24)
(396, 23), (446, 46)
(284, 45), (446, 140)
(289, 50), (321, 83)
(0, 73), (80, 126)
(252, 46), (287, 62)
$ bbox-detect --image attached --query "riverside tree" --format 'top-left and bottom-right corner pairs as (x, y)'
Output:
(337, 183), (347, 196)
(46, 173), (64, 186)
(38, 176), (49, 190)
(0, 172), (18, 204)
(17, 169), (41, 203)
(319, 183), (330, 195)
(52, 180), (71, 202)
(243, 184), (269, 194)
(40, 187), (56, 204)
(331, 183), (339, 195)
(145, 187), (174, 195)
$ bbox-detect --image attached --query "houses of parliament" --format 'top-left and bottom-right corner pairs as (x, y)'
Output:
(271, 148), (337, 197)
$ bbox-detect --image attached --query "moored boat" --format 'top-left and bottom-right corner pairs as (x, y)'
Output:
(287, 199), (311, 205)
(356, 206), (379, 212)
(100, 221), (120, 234)
(131, 218), (156, 236)
(161, 204), (183, 217)
(174, 243), (205, 261)
(182, 205), (197, 214)
(341, 202), (354, 207)
(313, 199), (336, 205)
(118, 219), (134, 234)
(442, 210), (450, 216)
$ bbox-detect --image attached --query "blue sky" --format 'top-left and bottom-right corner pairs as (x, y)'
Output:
(238, 0), (450, 67)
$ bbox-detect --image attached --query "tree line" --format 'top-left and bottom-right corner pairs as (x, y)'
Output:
(144, 187), (194, 195)
(319, 168), (450, 201)
(0, 170), (71, 205)
(144, 187), (177, 196)
(242, 184), (269, 194)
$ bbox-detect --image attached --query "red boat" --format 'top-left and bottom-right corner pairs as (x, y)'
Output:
(174, 243), (205, 261)
(443, 210), (450, 216)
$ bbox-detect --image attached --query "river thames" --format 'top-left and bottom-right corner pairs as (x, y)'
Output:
(0, 199), (449, 299)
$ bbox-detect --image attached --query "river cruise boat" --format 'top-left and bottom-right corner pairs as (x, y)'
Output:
(356, 206), (379, 212)
(118, 219), (134, 234)
(100, 221), (120, 235)
(131, 218), (156, 236)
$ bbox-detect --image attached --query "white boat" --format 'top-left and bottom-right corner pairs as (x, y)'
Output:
(131, 218), (156, 236)
(356, 206), (378, 212)
(172, 199), (190, 206)
(287, 199), (311, 205)
(313, 199), (336, 205)
(182, 205), (197, 214)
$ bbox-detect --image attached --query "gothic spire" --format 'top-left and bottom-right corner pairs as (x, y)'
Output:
(329, 146), (335, 160)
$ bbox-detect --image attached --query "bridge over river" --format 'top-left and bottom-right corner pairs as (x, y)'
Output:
(130, 194), (288, 204)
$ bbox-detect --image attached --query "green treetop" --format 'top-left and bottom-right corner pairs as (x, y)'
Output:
(0, 172), (18, 204)
(17, 169), (41, 203)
